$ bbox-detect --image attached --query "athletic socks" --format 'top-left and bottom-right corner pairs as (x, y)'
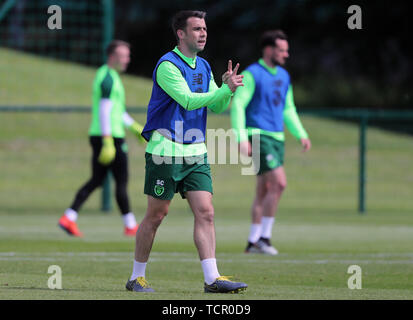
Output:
(65, 209), (137, 230)
(131, 258), (220, 284)
(131, 260), (147, 280)
(65, 209), (138, 229)
(260, 217), (275, 239)
(248, 218), (275, 246)
(64, 208), (78, 222)
(201, 258), (220, 285)
(122, 212), (137, 229)
(248, 223), (262, 244)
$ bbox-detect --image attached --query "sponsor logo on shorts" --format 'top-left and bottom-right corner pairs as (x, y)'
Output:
(154, 179), (165, 196)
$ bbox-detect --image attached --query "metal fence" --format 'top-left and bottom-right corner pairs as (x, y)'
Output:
(0, 0), (113, 65)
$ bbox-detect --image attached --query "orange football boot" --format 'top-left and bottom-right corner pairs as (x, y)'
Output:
(124, 224), (139, 237)
(58, 215), (83, 237)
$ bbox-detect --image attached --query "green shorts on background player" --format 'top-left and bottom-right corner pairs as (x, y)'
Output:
(58, 40), (145, 238)
(231, 30), (312, 255)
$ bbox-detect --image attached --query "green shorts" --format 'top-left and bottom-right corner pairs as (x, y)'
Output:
(249, 134), (284, 176)
(144, 152), (213, 200)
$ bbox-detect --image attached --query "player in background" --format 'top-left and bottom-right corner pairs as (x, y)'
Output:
(58, 40), (146, 237)
(231, 30), (311, 255)
(125, 10), (247, 293)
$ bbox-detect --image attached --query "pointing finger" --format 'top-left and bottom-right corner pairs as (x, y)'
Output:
(228, 60), (232, 73)
(233, 63), (240, 75)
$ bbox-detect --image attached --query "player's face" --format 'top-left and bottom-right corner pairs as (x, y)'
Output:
(271, 39), (289, 66)
(181, 17), (207, 53)
(112, 45), (130, 72)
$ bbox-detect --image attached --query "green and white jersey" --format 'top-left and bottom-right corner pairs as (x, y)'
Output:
(89, 64), (126, 138)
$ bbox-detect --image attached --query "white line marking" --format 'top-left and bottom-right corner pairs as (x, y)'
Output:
(1, 252), (413, 264)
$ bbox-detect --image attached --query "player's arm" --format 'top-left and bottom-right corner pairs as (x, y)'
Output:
(99, 98), (113, 137)
(123, 112), (146, 144)
(206, 72), (232, 114)
(230, 70), (255, 142)
(99, 72), (114, 137)
(156, 61), (233, 111)
(98, 75), (116, 165)
(283, 85), (311, 151)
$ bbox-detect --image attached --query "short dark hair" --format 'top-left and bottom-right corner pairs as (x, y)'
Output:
(260, 30), (288, 50)
(106, 40), (130, 57)
(172, 10), (207, 42)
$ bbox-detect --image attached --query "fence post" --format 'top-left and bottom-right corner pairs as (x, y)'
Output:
(358, 113), (368, 214)
(100, 0), (114, 213)
(101, 0), (114, 63)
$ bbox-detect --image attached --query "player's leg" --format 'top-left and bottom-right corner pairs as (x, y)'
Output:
(186, 190), (216, 260)
(257, 165), (287, 254)
(245, 174), (267, 252)
(186, 190), (219, 285)
(261, 165), (287, 219)
(179, 155), (215, 261)
(186, 190), (247, 293)
(59, 137), (107, 236)
(246, 135), (285, 254)
(179, 156), (218, 284)
(134, 152), (176, 262)
(126, 195), (171, 292)
(111, 139), (138, 236)
(69, 137), (109, 211)
(181, 155), (247, 293)
(127, 152), (176, 292)
(134, 196), (170, 262)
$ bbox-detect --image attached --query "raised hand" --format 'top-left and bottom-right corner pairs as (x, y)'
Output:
(222, 60), (244, 93)
(221, 60), (232, 84)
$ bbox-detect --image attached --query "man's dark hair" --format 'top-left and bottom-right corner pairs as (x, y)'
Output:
(172, 10), (207, 42)
(106, 40), (130, 57)
(260, 30), (288, 50)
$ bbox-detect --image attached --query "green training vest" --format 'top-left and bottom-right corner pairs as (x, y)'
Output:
(89, 65), (126, 138)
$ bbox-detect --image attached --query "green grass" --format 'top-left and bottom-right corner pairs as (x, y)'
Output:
(1, 48), (413, 300)
(0, 48), (152, 106)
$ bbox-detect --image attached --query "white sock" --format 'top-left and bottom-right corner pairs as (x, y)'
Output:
(122, 212), (137, 229)
(261, 217), (275, 239)
(248, 223), (262, 243)
(201, 258), (220, 285)
(130, 260), (147, 280)
(64, 208), (78, 222)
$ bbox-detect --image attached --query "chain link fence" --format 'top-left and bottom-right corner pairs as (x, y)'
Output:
(0, 0), (113, 65)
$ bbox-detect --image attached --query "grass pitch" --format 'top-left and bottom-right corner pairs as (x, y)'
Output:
(1, 48), (413, 300)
